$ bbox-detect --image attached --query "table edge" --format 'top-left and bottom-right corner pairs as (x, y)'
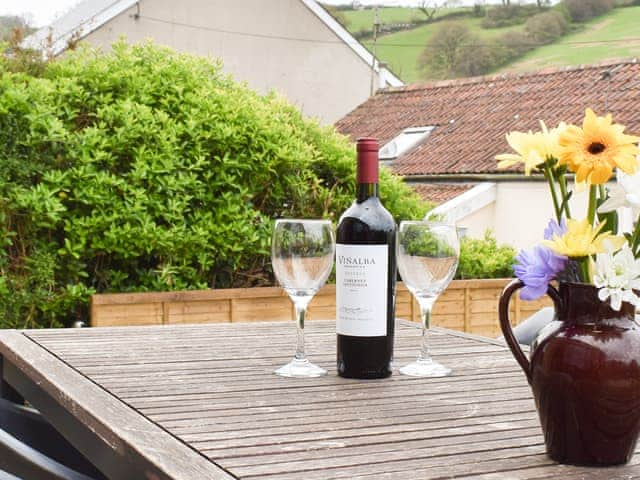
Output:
(0, 330), (235, 480)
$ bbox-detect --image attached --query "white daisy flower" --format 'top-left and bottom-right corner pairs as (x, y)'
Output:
(594, 244), (640, 311)
(598, 168), (640, 214)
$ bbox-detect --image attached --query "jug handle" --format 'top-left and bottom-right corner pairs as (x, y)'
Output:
(498, 279), (561, 384)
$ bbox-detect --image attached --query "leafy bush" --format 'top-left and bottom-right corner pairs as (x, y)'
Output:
(456, 232), (516, 280)
(0, 41), (430, 328)
(562, 0), (615, 22)
(481, 4), (542, 29)
(525, 10), (569, 45)
(498, 31), (537, 58)
(455, 39), (503, 77)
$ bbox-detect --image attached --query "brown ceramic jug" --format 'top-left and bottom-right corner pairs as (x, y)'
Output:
(499, 279), (640, 466)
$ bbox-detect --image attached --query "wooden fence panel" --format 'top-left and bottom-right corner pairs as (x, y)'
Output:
(90, 279), (552, 336)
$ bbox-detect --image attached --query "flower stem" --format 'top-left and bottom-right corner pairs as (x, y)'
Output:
(577, 257), (591, 283)
(631, 220), (640, 258)
(557, 175), (572, 219)
(543, 165), (562, 223)
(587, 185), (597, 226)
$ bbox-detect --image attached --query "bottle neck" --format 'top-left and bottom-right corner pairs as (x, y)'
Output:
(357, 183), (379, 202)
(356, 144), (379, 202)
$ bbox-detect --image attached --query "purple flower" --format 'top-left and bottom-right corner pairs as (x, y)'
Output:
(514, 245), (567, 300)
(544, 218), (568, 240)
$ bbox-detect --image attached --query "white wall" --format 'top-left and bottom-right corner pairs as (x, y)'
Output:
(459, 181), (590, 251)
(81, 0), (385, 124)
(459, 201), (496, 241)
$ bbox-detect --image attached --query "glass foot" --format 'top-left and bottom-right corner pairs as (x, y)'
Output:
(274, 358), (327, 378)
(400, 357), (452, 377)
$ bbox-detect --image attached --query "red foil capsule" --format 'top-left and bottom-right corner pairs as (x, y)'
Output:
(356, 137), (379, 184)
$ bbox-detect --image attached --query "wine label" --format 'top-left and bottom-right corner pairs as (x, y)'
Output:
(336, 244), (388, 337)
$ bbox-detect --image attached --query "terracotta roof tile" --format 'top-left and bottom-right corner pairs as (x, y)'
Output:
(411, 183), (477, 204)
(335, 60), (640, 176)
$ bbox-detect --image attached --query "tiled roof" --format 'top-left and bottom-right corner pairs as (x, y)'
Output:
(411, 183), (476, 205)
(336, 60), (640, 177)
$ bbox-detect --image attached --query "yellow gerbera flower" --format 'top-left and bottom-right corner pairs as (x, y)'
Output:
(558, 108), (640, 185)
(542, 219), (625, 258)
(495, 121), (566, 175)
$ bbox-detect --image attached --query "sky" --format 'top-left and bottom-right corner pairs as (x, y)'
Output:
(0, 0), (80, 27)
(2, 0), (536, 28)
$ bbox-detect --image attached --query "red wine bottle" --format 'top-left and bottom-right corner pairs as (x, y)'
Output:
(336, 137), (397, 379)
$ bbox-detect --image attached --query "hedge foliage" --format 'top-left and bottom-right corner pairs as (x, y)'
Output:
(456, 232), (516, 280)
(0, 41), (430, 328)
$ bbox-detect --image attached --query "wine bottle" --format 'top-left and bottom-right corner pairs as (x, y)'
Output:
(336, 137), (397, 379)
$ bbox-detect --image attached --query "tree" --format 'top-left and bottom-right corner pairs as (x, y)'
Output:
(418, 21), (472, 79)
(418, 1), (444, 22)
(0, 15), (30, 41)
(417, 1), (461, 22)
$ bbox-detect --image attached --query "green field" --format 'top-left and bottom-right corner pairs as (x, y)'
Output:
(340, 7), (464, 34)
(335, 6), (640, 83)
(497, 6), (640, 73)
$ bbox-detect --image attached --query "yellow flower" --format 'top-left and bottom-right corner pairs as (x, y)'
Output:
(541, 120), (567, 161)
(542, 219), (625, 258)
(558, 108), (640, 185)
(496, 121), (566, 175)
(496, 131), (544, 175)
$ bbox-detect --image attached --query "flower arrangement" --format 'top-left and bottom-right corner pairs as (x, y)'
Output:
(496, 108), (640, 309)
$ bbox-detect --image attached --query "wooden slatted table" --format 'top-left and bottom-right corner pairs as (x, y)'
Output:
(0, 320), (638, 479)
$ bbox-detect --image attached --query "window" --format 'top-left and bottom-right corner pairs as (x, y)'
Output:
(379, 126), (435, 161)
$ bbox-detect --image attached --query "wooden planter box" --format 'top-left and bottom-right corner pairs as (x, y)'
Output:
(90, 279), (551, 337)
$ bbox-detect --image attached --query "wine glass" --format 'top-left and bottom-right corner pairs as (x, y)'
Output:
(271, 219), (335, 377)
(397, 221), (459, 377)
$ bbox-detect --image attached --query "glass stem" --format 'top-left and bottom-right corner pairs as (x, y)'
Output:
(418, 298), (436, 362)
(295, 304), (306, 361)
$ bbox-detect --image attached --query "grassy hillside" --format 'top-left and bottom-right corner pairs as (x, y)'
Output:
(363, 16), (525, 83)
(341, 7), (421, 32)
(334, 6), (640, 83)
(497, 6), (640, 73)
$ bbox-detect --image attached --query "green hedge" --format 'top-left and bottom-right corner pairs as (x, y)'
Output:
(0, 41), (429, 328)
(456, 232), (516, 280)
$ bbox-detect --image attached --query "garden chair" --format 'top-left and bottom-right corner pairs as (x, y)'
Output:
(0, 398), (105, 480)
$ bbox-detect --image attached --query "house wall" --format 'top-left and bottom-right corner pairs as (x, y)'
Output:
(458, 181), (589, 251)
(458, 201), (496, 240)
(81, 0), (383, 124)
